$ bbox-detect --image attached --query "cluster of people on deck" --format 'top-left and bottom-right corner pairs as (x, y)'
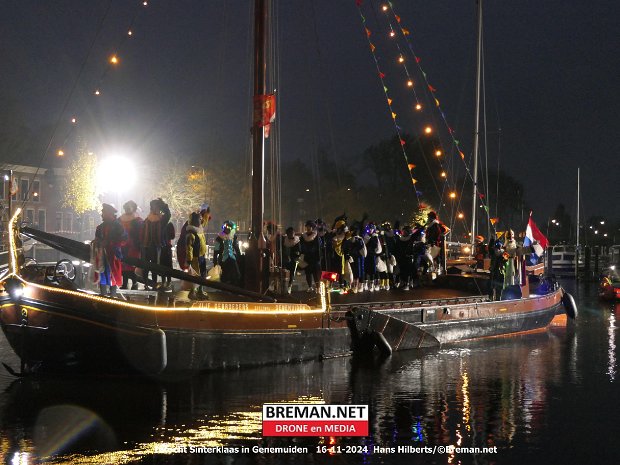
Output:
(268, 211), (452, 295)
(271, 212), (539, 301)
(94, 198), (536, 302)
(94, 199), (174, 297)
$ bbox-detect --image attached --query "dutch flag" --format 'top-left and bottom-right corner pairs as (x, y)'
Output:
(523, 212), (549, 262)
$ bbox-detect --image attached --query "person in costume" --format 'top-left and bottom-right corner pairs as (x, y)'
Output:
(488, 232), (506, 300)
(119, 200), (143, 290)
(140, 198), (171, 288)
(177, 204), (210, 272)
(379, 221), (396, 291)
(394, 224), (414, 290)
(332, 219), (348, 289)
(343, 224), (367, 293)
(300, 220), (322, 292)
(425, 211), (450, 274)
(186, 212), (208, 300)
(213, 220), (241, 286)
(94, 203), (127, 297)
(280, 226), (301, 294)
(363, 222), (382, 292)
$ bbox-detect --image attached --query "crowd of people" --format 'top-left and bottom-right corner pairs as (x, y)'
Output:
(92, 198), (534, 301)
(270, 212), (538, 301)
(268, 210), (452, 295)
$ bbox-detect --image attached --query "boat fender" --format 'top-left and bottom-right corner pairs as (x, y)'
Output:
(562, 292), (578, 319)
(374, 332), (393, 357)
(154, 328), (168, 373)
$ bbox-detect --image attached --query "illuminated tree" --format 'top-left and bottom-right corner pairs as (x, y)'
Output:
(63, 145), (100, 214)
(410, 202), (434, 227)
(155, 161), (204, 222)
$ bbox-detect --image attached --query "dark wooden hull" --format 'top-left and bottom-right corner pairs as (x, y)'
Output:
(0, 281), (351, 376)
(346, 287), (565, 354)
(0, 276), (566, 376)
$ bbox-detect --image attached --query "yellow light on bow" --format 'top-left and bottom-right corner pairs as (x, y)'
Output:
(440, 171), (447, 178)
(109, 54), (119, 65)
(424, 126), (432, 134)
(382, 4), (389, 11)
(71, 117), (77, 124)
(407, 80), (414, 87)
(57, 149), (65, 157)
(415, 103), (422, 111)
(458, 213), (464, 219)
(435, 149), (442, 156)
(94, 89), (101, 95)
(127, 29), (133, 36)
(398, 56), (405, 63)
(449, 192), (457, 199)
(389, 31), (396, 38)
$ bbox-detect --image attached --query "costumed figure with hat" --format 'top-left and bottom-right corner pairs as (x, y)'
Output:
(186, 211), (209, 300)
(342, 223), (367, 293)
(394, 224), (414, 290)
(299, 220), (322, 292)
(177, 203), (210, 272)
(499, 229), (534, 300)
(93, 203), (127, 297)
(411, 223), (433, 287)
(332, 218), (349, 289)
(424, 211), (450, 275)
(487, 232), (505, 300)
(363, 222), (382, 292)
(378, 221), (396, 291)
(119, 200), (143, 290)
(279, 226), (301, 294)
(213, 220), (241, 286)
(140, 198), (171, 288)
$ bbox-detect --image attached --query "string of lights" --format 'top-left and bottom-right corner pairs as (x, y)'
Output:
(355, 1), (422, 207)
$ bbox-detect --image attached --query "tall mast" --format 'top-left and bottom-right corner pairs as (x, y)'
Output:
(575, 167), (580, 279)
(246, 0), (268, 293)
(470, 0), (483, 248)
(576, 167), (580, 249)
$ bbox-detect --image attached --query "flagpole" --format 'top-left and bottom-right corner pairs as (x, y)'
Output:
(575, 167), (580, 279)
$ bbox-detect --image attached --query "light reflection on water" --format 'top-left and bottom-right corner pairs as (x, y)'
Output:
(0, 281), (618, 464)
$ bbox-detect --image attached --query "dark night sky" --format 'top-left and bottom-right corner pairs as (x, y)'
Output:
(0, 0), (618, 225)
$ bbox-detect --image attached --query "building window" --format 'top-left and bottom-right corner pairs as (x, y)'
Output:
(65, 213), (73, 232)
(55, 212), (62, 232)
(38, 210), (46, 231)
(20, 179), (29, 201)
(26, 209), (35, 225)
(32, 180), (40, 202)
(0, 178), (4, 199)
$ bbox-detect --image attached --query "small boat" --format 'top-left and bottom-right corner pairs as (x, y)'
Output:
(599, 245), (620, 300)
(0, 0), (573, 377)
(546, 245), (584, 275)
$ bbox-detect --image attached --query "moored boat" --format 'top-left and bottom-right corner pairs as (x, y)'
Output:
(0, 0), (574, 378)
(0, 208), (571, 376)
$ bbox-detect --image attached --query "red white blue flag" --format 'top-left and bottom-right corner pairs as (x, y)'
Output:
(524, 212), (548, 258)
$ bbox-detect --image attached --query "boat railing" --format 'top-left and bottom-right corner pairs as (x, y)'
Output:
(331, 295), (487, 312)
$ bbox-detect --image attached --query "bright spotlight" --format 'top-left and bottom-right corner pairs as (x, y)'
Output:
(97, 155), (136, 193)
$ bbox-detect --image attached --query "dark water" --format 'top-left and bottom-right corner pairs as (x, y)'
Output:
(0, 281), (618, 464)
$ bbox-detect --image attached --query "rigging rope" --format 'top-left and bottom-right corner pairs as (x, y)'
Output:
(18, 0), (113, 215)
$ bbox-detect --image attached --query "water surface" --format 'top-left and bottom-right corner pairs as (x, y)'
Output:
(0, 281), (617, 464)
